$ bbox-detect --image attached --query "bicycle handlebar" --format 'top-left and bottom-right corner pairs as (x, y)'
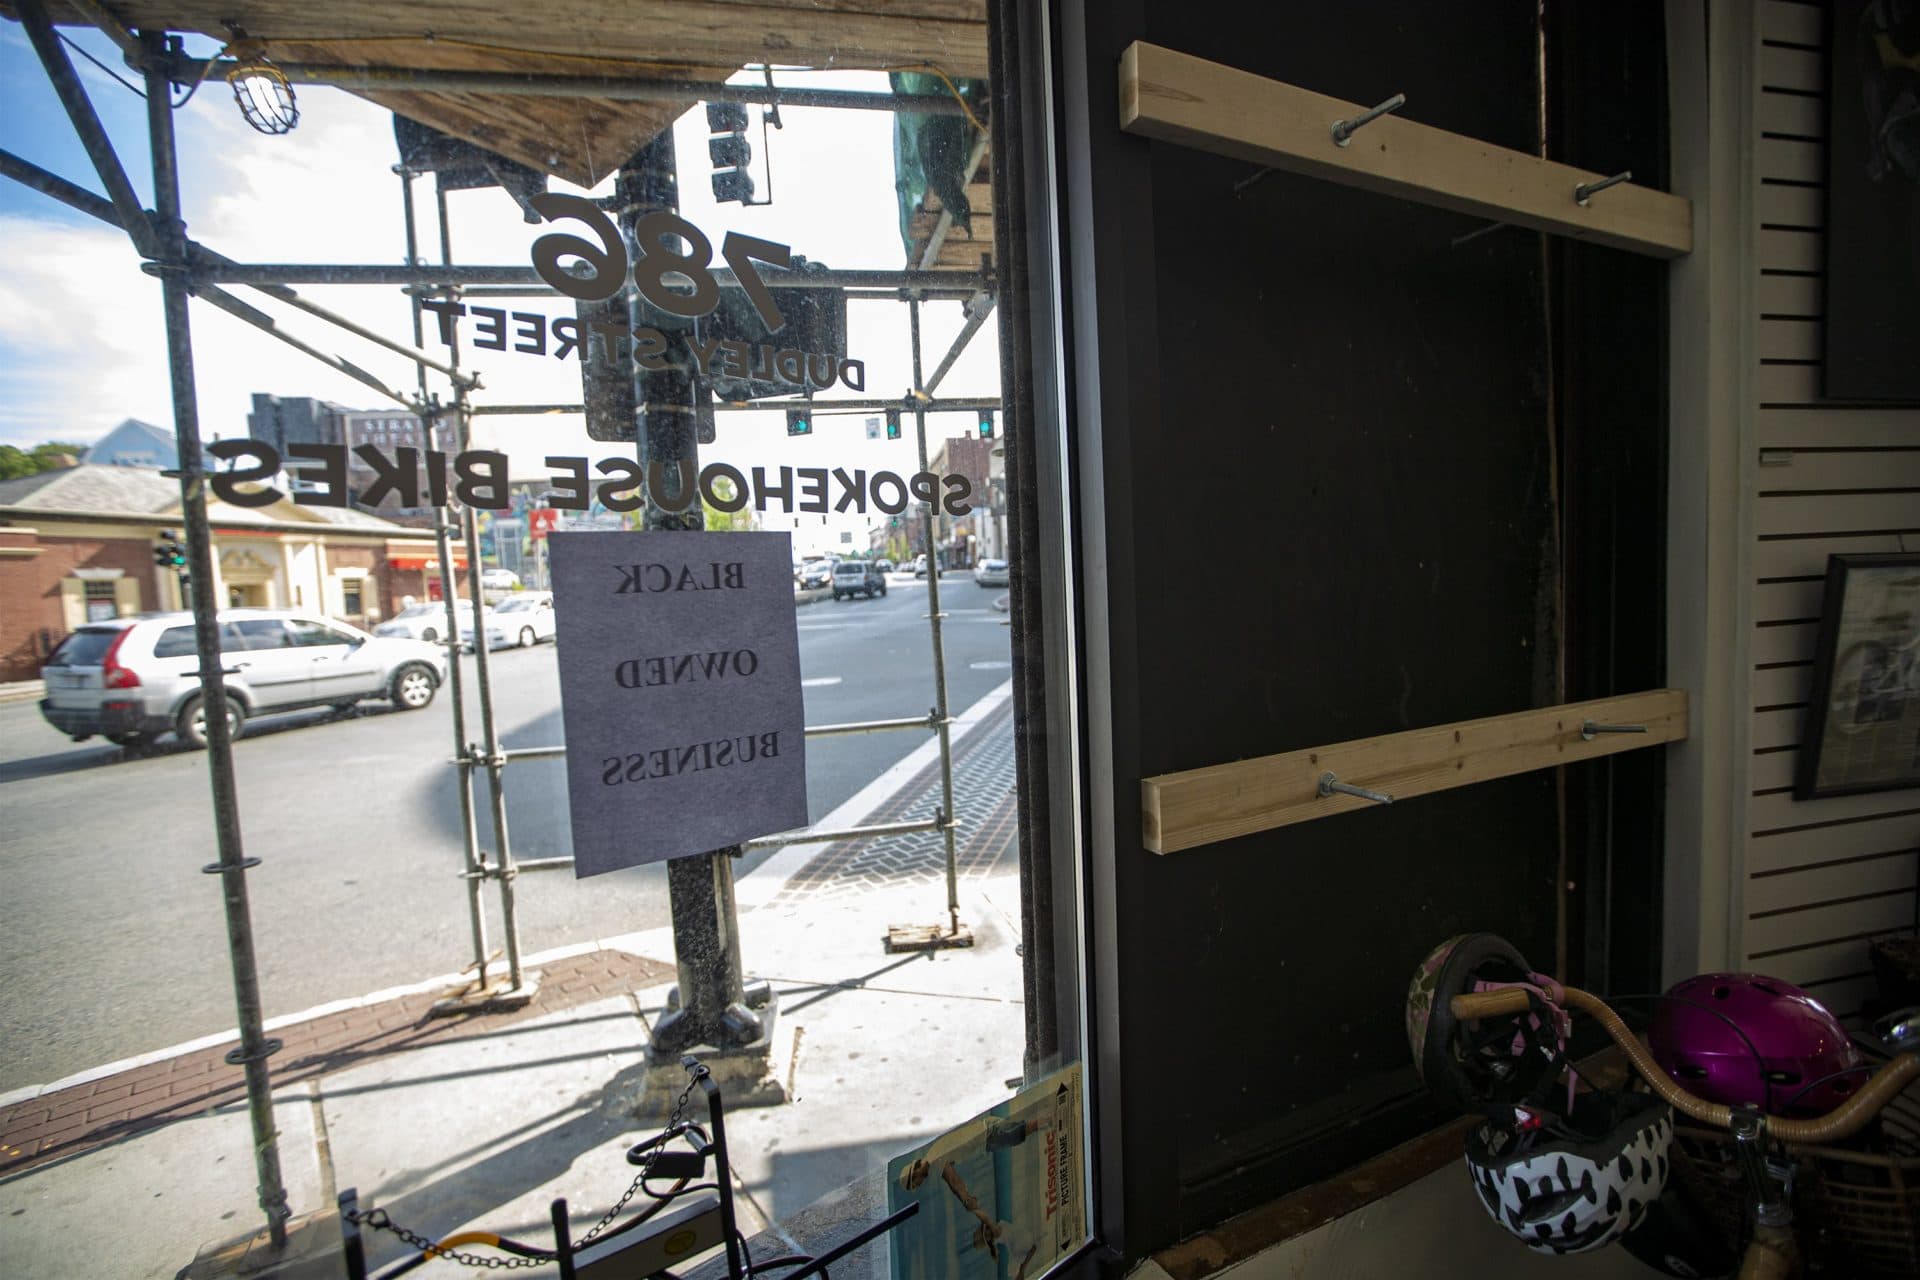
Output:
(1448, 986), (1920, 1145)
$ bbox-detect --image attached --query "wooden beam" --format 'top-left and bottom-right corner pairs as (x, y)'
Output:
(1118, 41), (1692, 259)
(30, 2), (992, 79)
(917, 133), (988, 269)
(1141, 690), (1689, 854)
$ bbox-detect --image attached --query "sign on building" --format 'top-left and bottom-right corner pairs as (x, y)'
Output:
(549, 530), (808, 875)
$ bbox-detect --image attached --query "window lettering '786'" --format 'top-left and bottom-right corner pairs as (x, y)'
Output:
(527, 193), (791, 333)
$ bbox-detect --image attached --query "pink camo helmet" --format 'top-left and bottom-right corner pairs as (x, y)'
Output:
(1648, 973), (1864, 1117)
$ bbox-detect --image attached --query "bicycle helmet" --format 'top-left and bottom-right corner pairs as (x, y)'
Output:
(1648, 973), (1864, 1117)
(1464, 1089), (1673, 1255)
(1406, 934), (1567, 1113)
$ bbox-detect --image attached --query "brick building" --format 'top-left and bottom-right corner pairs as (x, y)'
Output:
(246, 394), (441, 525)
(928, 435), (998, 568)
(0, 464), (458, 683)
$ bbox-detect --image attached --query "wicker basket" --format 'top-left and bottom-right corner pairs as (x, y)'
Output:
(1668, 1061), (1920, 1278)
(1870, 936), (1920, 1011)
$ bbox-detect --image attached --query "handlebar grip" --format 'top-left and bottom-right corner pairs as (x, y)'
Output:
(1449, 989), (1533, 1020)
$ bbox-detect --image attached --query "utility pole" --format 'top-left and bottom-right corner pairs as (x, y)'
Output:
(595, 130), (772, 1058)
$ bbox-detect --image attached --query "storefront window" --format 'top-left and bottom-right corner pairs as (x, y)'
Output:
(82, 579), (117, 621)
(0, 5), (1087, 1278)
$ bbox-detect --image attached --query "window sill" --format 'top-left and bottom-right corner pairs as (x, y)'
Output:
(1152, 1047), (1633, 1278)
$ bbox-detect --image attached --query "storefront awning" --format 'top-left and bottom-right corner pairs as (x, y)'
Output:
(386, 540), (465, 571)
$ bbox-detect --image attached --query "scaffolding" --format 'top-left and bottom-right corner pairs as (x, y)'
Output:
(5, 2), (1001, 1248)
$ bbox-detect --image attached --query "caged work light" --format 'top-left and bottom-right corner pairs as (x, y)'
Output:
(222, 27), (299, 135)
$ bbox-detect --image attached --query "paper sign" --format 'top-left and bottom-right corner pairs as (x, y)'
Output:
(549, 529), (807, 875)
(886, 1065), (1086, 1280)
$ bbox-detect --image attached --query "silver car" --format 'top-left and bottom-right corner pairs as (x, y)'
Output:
(373, 599), (479, 648)
(38, 609), (447, 749)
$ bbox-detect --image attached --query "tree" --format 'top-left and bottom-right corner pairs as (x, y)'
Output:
(701, 476), (760, 532)
(0, 442), (87, 481)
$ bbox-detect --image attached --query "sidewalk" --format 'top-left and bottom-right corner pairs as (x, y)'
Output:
(0, 679), (44, 705)
(0, 690), (1026, 1280)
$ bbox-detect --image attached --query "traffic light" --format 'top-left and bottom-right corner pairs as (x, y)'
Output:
(153, 529), (187, 570)
(785, 406), (812, 437)
(977, 410), (995, 440)
(885, 408), (902, 440)
(706, 102), (755, 205)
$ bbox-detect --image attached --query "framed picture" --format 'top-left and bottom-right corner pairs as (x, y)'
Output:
(1796, 554), (1920, 799)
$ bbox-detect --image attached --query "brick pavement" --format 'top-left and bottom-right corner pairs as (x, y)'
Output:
(0, 948), (671, 1179)
(772, 698), (1019, 904)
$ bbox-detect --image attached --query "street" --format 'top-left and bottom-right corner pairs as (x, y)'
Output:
(0, 572), (1015, 1090)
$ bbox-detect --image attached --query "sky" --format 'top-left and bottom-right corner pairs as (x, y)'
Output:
(0, 24), (1002, 553)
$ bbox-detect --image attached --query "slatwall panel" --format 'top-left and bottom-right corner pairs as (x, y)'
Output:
(1743, 1), (1920, 1020)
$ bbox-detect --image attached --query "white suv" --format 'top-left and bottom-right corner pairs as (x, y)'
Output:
(38, 610), (447, 749)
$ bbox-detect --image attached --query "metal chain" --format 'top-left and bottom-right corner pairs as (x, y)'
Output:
(574, 1065), (706, 1249)
(345, 1206), (540, 1270)
(346, 1063), (710, 1269)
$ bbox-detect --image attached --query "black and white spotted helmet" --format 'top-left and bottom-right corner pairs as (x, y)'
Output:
(1464, 1090), (1673, 1255)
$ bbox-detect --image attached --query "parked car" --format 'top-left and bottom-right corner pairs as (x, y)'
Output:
(799, 560), (836, 590)
(38, 610), (447, 750)
(484, 593), (556, 648)
(481, 567), (521, 590)
(875, 558), (895, 573)
(974, 558), (1010, 588)
(832, 560), (887, 601)
(373, 599), (478, 648)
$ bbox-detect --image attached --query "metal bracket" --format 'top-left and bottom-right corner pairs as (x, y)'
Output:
(1574, 170), (1631, 205)
(224, 1037), (282, 1067)
(1580, 720), (1647, 741)
(1331, 93), (1406, 147)
(202, 857), (263, 874)
(1317, 771), (1394, 805)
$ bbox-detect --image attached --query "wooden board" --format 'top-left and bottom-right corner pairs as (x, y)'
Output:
(24, 1), (991, 184)
(906, 138), (992, 273)
(272, 38), (714, 187)
(1140, 689), (1688, 854)
(1117, 41), (1693, 259)
(29, 1), (991, 76)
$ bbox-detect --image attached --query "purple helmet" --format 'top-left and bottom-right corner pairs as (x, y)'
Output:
(1648, 973), (1864, 1117)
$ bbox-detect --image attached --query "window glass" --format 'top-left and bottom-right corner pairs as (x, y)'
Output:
(45, 628), (118, 667)
(231, 620), (291, 650)
(1, 10), (1084, 1279)
(288, 619), (350, 647)
(153, 626), (197, 659)
(82, 580), (117, 622)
